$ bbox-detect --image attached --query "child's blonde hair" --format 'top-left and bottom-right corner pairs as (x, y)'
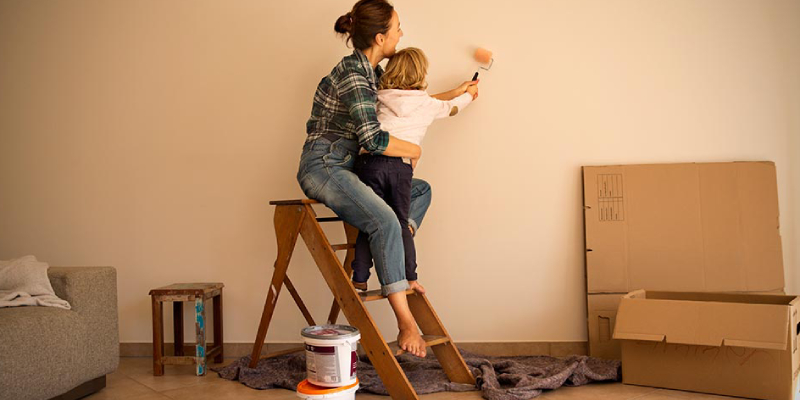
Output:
(379, 47), (428, 90)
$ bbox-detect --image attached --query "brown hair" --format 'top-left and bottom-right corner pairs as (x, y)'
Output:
(379, 47), (428, 90)
(334, 0), (394, 51)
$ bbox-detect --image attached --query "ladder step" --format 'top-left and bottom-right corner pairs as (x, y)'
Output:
(316, 217), (342, 222)
(358, 289), (415, 302)
(386, 335), (450, 356)
(331, 243), (355, 251)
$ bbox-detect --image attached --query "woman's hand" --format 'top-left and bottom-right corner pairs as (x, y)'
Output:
(383, 136), (421, 159)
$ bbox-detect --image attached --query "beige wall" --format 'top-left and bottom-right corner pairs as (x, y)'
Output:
(1, 0), (798, 345)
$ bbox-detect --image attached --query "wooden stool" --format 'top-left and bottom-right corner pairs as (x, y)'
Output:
(149, 283), (224, 376)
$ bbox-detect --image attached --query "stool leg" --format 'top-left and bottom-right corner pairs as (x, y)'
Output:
(151, 296), (164, 376)
(213, 291), (224, 363)
(173, 302), (184, 356)
(195, 297), (207, 376)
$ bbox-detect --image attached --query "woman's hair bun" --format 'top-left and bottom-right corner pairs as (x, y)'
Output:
(334, 0), (394, 50)
(334, 12), (353, 34)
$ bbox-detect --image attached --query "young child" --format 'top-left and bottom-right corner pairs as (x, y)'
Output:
(351, 47), (478, 293)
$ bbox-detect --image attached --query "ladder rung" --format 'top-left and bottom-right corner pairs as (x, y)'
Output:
(386, 335), (450, 356)
(359, 289), (415, 302)
(258, 346), (305, 360)
(316, 217), (342, 222)
(331, 243), (355, 251)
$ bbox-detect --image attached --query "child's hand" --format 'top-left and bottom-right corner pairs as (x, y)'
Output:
(466, 84), (479, 100)
(457, 79), (479, 95)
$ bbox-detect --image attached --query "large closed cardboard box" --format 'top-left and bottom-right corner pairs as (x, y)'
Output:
(614, 290), (799, 400)
(582, 162), (785, 359)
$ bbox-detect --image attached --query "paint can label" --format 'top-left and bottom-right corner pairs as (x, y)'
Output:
(350, 342), (358, 378)
(305, 344), (340, 384)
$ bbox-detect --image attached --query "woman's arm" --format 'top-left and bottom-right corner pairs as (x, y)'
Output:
(382, 136), (421, 159)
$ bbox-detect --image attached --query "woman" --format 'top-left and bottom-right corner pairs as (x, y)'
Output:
(297, 0), (479, 357)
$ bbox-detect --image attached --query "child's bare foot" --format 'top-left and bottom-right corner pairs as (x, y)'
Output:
(408, 280), (426, 294)
(398, 329), (427, 357)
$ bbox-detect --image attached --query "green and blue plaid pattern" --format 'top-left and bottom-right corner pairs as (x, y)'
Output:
(306, 49), (389, 154)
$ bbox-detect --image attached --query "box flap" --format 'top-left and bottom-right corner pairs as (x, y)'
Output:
(613, 292), (790, 350)
(583, 162), (784, 294)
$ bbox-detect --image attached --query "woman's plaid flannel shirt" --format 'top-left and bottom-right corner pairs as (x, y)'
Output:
(305, 49), (389, 154)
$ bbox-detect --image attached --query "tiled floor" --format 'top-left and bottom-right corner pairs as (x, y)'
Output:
(86, 357), (739, 400)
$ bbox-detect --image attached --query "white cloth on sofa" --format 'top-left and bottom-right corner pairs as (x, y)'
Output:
(0, 255), (71, 309)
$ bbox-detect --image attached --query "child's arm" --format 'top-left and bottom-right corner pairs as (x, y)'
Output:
(431, 79), (479, 101)
(428, 92), (473, 119)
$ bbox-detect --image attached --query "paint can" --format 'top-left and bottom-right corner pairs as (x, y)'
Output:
(296, 379), (359, 400)
(301, 324), (360, 387)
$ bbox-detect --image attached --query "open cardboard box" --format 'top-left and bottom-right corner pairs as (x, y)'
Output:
(582, 162), (785, 359)
(614, 290), (800, 400)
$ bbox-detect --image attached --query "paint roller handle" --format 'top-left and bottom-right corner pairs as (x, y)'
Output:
(472, 72), (479, 81)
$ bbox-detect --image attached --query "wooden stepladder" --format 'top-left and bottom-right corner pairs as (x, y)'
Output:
(249, 199), (475, 399)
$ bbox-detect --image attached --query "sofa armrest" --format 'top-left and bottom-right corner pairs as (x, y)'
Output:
(48, 267), (119, 356)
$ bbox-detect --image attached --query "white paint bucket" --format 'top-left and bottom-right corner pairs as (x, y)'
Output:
(296, 379), (359, 400)
(301, 325), (360, 387)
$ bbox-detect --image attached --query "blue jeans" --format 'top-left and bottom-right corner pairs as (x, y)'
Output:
(297, 136), (432, 296)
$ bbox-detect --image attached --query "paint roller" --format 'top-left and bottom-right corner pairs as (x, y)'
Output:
(472, 47), (494, 81)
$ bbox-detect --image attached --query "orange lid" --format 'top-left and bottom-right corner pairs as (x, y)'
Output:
(296, 379), (359, 395)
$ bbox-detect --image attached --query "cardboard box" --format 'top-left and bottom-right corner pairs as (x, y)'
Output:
(582, 162), (785, 359)
(583, 162), (783, 294)
(614, 290), (799, 400)
(587, 294), (623, 360)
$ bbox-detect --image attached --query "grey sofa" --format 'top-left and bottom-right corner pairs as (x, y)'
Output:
(0, 267), (119, 400)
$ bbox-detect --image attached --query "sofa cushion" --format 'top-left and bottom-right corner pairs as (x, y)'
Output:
(0, 256), (71, 309)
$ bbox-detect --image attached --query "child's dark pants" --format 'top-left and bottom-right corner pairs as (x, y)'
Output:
(351, 154), (417, 285)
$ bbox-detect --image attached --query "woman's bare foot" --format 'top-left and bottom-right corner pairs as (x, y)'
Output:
(398, 328), (427, 357)
(387, 290), (426, 358)
(408, 280), (426, 294)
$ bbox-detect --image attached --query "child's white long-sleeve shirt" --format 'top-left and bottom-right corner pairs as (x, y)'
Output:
(376, 89), (473, 147)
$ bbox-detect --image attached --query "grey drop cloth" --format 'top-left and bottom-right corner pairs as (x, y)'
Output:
(212, 349), (621, 400)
